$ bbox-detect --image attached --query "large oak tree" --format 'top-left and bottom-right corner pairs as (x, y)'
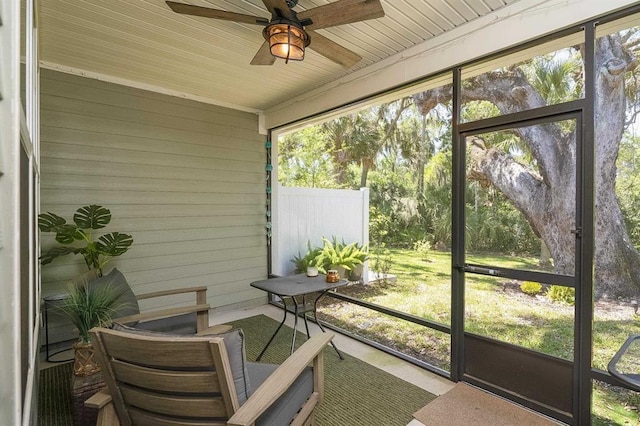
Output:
(414, 32), (640, 298)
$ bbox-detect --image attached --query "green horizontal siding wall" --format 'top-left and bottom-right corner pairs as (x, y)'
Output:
(40, 69), (267, 344)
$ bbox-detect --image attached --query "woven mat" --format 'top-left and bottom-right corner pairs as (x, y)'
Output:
(413, 382), (559, 426)
(231, 314), (436, 426)
(38, 362), (73, 426)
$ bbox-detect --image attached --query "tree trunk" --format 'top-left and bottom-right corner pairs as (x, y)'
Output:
(414, 34), (640, 298)
(539, 241), (552, 270)
(592, 34), (640, 297)
(360, 158), (372, 188)
(417, 113), (427, 194)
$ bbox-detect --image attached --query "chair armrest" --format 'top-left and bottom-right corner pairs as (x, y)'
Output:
(116, 285), (210, 332)
(85, 389), (121, 426)
(227, 332), (334, 426)
(85, 388), (112, 409)
(135, 286), (208, 301)
(113, 304), (210, 325)
(196, 324), (233, 335)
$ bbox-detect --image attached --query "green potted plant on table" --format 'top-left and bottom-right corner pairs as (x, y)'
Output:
(39, 205), (134, 376)
(317, 237), (365, 279)
(291, 241), (323, 276)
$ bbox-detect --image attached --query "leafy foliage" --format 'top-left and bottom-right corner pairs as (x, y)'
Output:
(520, 281), (543, 296)
(546, 285), (575, 305)
(73, 204), (112, 229)
(316, 237), (365, 274)
(39, 205), (133, 272)
(370, 244), (393, 278)
(291, 241), (323, 273)
(290, 237), (368, 275)
(58, 280), (125, 343)
(616, 133), (640, 247)
(413, 239), (432, 262)
(278, 127), (343, 188)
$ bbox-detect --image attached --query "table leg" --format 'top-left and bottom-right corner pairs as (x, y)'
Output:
(313, 292), (344, 360)
(256, 297), (289, 361)
(302, 295), (311, 339)
(291, 300), (299, 355)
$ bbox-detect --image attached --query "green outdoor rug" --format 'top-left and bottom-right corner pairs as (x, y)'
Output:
(38, 315), (436, 426)
(230, 314), (435, 426)
(39, 361), (73, 426)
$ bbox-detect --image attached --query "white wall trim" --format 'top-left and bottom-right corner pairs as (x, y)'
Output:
(39, 61), (264, 116)
(0, 0), (23, 423)
(263, 0), (639, 129)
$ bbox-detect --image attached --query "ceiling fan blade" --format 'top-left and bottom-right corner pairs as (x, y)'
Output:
(261, 0), (296, 20)
(307, 30), (361, 68)
(250, 41), (277, 65)
(166, 1), (269, 25)
(300, 0), (385, 31)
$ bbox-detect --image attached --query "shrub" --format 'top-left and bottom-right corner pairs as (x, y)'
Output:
(546, 285), (575, 305)
(371, 244), (392, 280)
(520, 281), (542, 296)
(413, 238), (432, 261)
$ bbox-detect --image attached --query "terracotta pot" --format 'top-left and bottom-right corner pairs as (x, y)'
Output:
(72, 341), (101, 376)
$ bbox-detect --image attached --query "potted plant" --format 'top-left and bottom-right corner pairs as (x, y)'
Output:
(39, 205), (134, 375)
(291, 241), (323, 275)
(58, 273), (126, 376)
(347, 242), (369, 282)
(317, 236), (365, 279)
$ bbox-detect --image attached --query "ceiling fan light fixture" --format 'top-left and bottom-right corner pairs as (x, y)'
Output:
(263, 20), (309, 63)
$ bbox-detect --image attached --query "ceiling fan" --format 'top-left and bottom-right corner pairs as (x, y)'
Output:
(165, 0), (385, 68)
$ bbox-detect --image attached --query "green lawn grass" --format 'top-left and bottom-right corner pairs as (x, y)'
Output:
(317, 248), (640, 425)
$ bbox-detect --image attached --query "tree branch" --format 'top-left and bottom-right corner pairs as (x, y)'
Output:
(468, 138), (547, 226)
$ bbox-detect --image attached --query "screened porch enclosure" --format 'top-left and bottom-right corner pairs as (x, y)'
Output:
(9, 1), (639, 426)
(274, 6), (640, 424)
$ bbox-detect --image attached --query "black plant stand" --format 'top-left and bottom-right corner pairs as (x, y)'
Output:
(43, 294), (74, 362)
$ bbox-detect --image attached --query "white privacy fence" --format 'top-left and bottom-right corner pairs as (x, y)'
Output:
(273, 184), (369, 278)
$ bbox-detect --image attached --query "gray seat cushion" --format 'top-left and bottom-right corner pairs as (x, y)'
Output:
(92, 268), (140, 321)
(135, 312), (198, 335)
(248, 362), (314, 426)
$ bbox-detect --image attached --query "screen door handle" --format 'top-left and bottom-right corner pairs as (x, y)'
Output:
(464, 265), (504, 277)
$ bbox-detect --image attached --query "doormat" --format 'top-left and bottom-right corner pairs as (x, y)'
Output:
(413, 382), (560, 426)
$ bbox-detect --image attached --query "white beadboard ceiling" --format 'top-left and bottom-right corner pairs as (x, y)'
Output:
(39, 0), (521, 113)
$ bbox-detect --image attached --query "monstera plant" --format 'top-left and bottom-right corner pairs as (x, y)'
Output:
(39, 205), (134, 375)
(38, 204), (133, 275)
